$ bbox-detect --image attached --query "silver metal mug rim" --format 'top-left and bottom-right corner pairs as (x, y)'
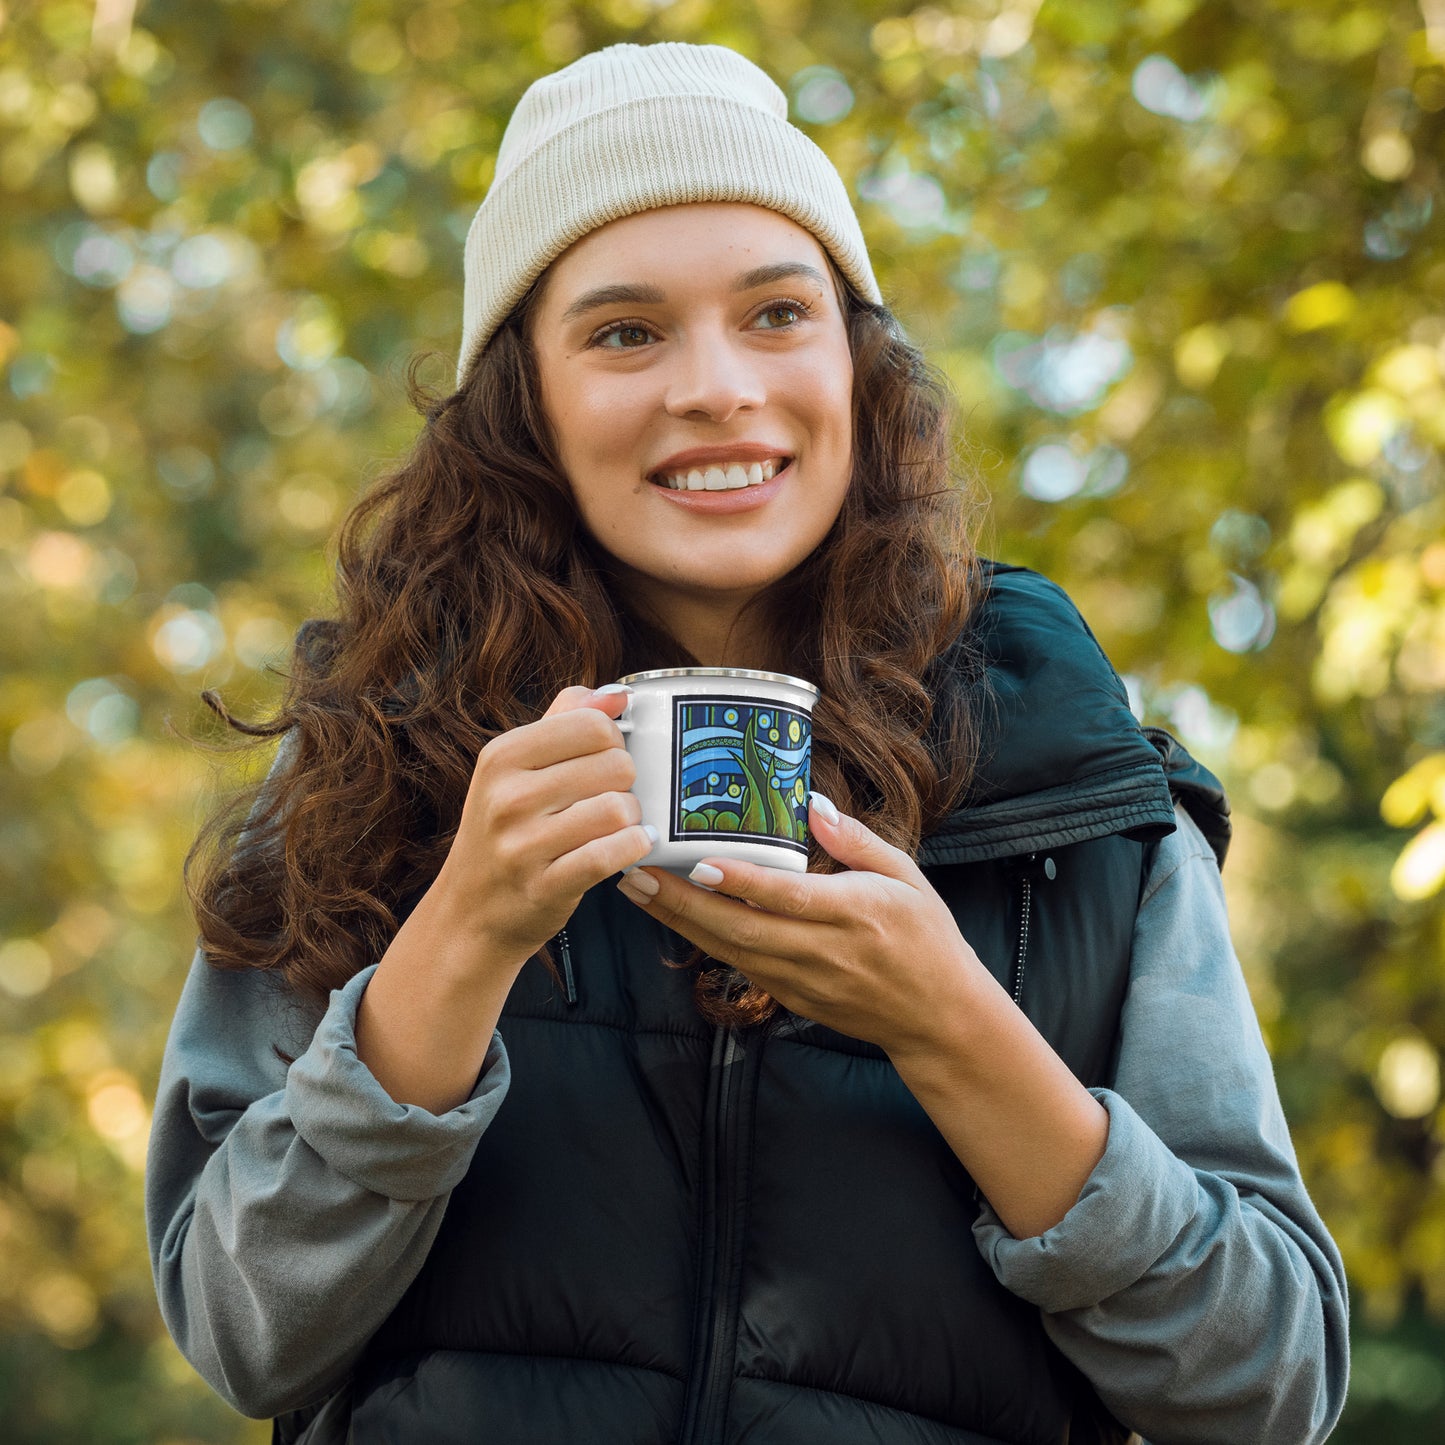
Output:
(615, 666), (820, 699)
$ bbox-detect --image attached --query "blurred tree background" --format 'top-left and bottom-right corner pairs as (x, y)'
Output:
(1, 0), (1442, 1439)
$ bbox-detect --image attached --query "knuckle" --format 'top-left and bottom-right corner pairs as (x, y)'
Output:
(490, 829), (528, 874)
(489, 720), (529, 757)
(607, 791), (641, 829)
(860, 897), (892, 942)
(488, 775), (529, 824)
(695, 923), (737, 964)
(776, 878), (812, 917)
(474, 735), (507, 781)
(518, 871), (553, 915)
(732, 912), (768, 953)
(581, 708), (617, 746)
(543, 685), (592, 719)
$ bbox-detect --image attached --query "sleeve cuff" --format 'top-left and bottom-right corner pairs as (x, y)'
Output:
(286, 964), (511, 1202)
(972, 1088), (1198, 1312)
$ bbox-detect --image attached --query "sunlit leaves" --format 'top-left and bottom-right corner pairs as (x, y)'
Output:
(1, 0), (1444, 1439)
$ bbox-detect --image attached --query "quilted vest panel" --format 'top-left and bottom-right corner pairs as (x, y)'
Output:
(273, 564), (1208, 1445)
(329, 830), (1141, 1445)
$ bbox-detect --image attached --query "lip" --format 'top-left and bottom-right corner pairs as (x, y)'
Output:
(650, 459), (792, 514)
(647, 442), (792, 481)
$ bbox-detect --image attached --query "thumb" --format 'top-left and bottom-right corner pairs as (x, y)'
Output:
(807, 792), (920, 882)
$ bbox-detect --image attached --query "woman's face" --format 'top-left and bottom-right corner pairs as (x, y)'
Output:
(530, 202), (855, 659)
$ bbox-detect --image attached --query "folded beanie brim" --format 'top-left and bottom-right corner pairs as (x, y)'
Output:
(457, 91), (881, 386)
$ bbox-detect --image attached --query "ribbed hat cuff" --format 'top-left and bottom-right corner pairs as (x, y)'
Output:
(456, 93), (881, 386)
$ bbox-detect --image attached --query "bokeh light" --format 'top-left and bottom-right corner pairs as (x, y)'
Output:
(3, 2), (1443, 1440)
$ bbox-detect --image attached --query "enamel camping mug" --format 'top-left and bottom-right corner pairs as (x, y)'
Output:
(611, 666), (820, 875)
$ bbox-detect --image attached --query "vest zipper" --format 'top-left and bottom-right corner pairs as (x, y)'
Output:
(1008, 853), (1056, 1007)
(680, 1025), (744, 1445)
(556, 926), (576, 1006)
(1012, 877), (1032, 1006)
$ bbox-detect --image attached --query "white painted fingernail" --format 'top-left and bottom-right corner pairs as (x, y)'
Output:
(592, 682), (633, 697)
(808, 790), (840, 825)
(642, 823), (659, 844)
(689, 862), (725, 886)
(619, 869), (659, 897)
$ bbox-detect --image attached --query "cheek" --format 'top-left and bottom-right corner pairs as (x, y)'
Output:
(572, 372), (647, 433)
(556, 377), (646, 471)
(811, 340), (855, 443)
(818, 370), (855, 471)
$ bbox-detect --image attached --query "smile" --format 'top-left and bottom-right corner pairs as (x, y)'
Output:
(651, 457), (789, 491)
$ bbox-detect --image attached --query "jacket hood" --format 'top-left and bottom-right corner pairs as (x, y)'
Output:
(919, 563), (1230, 869)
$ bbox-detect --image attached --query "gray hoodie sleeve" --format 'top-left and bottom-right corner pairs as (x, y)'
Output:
(972, 807), (1350, 1445)
(144, 951), (510, 1419)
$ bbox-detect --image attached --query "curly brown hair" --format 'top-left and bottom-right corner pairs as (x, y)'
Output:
(186, 277), (987, 1029)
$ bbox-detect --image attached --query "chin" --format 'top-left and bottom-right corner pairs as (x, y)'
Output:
(689, 561), (793, 594)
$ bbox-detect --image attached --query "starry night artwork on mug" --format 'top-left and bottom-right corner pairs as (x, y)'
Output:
(671, 696), (812, 852)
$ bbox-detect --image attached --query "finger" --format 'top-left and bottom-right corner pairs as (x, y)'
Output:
(502, 700), (628, 773)
(619, 865), (819, 969)
(546, 820), (656, 896)
(543, 682), (606, 716)
(674, 855), (850, 925)
(540, 789), (642, 861)
(515, 746), (637, 817)
(545, 683), (632, 729)
(806, 792), (923, 884)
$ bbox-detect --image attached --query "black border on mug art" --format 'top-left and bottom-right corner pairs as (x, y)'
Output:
(668, 694), (812, 854)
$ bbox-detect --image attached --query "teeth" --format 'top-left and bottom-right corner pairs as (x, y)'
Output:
(659, 458), (784, 490)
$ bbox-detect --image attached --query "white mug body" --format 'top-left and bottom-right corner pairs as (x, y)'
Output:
(614, 668), (819, 875)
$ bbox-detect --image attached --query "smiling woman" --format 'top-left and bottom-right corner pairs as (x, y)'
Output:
(530, 203), (856, 666)
(147, 39), (1347, 1445)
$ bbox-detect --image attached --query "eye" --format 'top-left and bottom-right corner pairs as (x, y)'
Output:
(591, 321), (654, 350)
(753, 297), (814, 329)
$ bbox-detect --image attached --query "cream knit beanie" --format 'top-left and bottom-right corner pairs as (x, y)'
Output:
(456, 41), (883, 386)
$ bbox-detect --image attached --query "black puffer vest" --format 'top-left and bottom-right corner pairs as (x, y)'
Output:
(279, 565), (1228, 1445)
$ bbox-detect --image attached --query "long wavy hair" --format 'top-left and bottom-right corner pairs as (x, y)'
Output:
(186, 271), (987, 1028)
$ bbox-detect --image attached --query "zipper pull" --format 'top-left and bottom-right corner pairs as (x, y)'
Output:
(556, 926), (577, 1006)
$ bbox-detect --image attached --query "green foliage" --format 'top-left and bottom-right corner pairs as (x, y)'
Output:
(1, 0), (1443, 1438)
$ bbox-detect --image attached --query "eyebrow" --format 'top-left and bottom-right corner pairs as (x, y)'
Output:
(557, 262), (831, 324)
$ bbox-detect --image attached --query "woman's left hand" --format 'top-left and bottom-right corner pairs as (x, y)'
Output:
(615, 793), (978, 1056)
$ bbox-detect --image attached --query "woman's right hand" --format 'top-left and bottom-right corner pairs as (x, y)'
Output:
(432, 684), (654, 971)
(357, 683), (650, 1111)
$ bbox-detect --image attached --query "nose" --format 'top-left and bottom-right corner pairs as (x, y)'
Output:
(663, 330), (765, 422)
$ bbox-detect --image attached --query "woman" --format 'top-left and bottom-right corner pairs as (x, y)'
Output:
(146, 41), (1349, 1445)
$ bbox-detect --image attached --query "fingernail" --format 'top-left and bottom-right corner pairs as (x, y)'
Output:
(592, 682), (634, 698)
(642, 823), (659, 845)
(618, 870), (659, 899)
(808, 790), (840, 825)
(689, 862), (725, 887)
